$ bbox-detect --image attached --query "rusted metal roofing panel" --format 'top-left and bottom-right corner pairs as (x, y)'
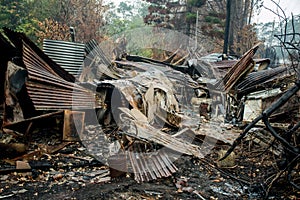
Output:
(215, 43), (260, 92)
(237, 67), (287, 90)
(23, 40), (98, 111)
(43, 39), (85, 76)
(236, 67), (289, 95)
(2, 28), (76, 83)
(127, 149), (178, 182)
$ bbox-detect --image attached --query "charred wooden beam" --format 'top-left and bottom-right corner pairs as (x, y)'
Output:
(3, 111), (64, 132)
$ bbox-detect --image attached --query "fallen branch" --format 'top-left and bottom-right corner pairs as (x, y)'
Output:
(220, 79), (300, 161)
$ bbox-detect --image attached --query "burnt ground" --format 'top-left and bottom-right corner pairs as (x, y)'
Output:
(0, 139), (299, 200)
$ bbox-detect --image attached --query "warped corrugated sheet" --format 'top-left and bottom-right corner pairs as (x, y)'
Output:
(236, 67), (292, 95)
(127, 149), (178, 182)
(210, 60), (237, 79)
(215, 43), (260, 92)
(43, 39), (85, 76)
(23, 40), (97, 110)
(2, 28), (75, 83)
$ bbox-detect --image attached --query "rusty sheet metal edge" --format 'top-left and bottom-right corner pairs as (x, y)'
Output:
(22, 39), (98, 110)
(215, 43), (260, 92)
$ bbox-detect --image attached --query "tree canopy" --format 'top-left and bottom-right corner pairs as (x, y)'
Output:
(0, 0), (107, 44)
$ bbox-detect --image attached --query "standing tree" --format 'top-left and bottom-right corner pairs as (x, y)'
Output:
(143, 0), (206, 36)
(223, 0), (231, 55)
(102, 0), (149, 36)
(143, 0), (261, 55)
(0, 0), (39, 40)
(35, 0), (107, 43)
(224, 0), (263, 56)
(67, 0), (107, 43)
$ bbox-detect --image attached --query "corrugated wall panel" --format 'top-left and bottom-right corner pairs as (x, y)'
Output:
(43, 39), (85, 76)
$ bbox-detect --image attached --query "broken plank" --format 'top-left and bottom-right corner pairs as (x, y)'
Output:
(63, 110), (85, 142)
(2, 110), (64, 133)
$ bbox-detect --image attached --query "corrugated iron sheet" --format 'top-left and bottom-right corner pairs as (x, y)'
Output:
(23, 39), (98, 110)
(215, 43), (260, 92)
(127, 149), (177, 182)
(85, 39), (111, 66)
(43, 39), (85, 76)
(236, 67), (289, 95)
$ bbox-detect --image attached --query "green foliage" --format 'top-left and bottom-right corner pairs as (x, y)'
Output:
(29, 0), (61, 22)
(103, 17), (146, 36)
(204, 16), (222, 24)
(187, 0), (206, 8)
(133, 48), (154, 58)
(186, 12), (197, 24)
(208, 11), (226, 19)
(0, 0), (110, 44)
(0, 0), (40, 41)
(103, 0), (148, 36)
(117, 2), (134, 20)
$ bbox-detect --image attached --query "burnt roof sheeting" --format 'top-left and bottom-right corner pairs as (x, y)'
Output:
(3, 28), (76, 83)
(128, 149), (178, 182)
(236, 67), (292, 95)
(215, 43), (260, 92)
(43, 39), (85, 76)
(210, 60), (237, 79)
(23, 41), (97, 110)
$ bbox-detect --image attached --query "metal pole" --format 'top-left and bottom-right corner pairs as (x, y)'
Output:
(70, 27), (75, 42)
(195, 10), (199, 49)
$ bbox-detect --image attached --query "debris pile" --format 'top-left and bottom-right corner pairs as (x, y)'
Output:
(0, 28), (209, 184)
(0, 28), (299, 197)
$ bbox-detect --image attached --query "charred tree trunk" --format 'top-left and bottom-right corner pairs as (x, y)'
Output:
(228, 0), (236, 55)
(223, 0), (231, 56)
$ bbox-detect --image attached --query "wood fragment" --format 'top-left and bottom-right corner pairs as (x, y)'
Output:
(63, 110), (85, 142)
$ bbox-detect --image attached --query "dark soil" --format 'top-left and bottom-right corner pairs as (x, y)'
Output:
(0, 142), (299, 200)
(0, 121), (299, 200)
